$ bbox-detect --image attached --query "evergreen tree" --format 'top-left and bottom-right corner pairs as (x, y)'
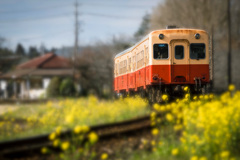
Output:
(0, 36), (18, 73)
(28, 46), (40, 59)
(15, 43), (25, 56)
(134, 13), (150, 41)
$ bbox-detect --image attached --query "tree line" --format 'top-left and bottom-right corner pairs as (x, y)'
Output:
(0, 40), (57, 73)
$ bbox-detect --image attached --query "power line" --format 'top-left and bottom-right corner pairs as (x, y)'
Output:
(0, 13), (72, 24)
(0, 3), (71, 14)
(82, 3), (151, 9)
(15, 30), (72, 42)
(0, 12), (139, 24)
(0, 2), (151, 15)
(84, 12), (139, 19)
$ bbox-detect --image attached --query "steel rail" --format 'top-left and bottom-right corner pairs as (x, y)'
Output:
(0, 114), (153, 159)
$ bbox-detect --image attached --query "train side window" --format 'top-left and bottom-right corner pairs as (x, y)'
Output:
(175, 45), (184, 59)
(146, 47), (149, 64)
(153, 44), (168, 59)
(128, 58), (131, 71)
(190, 43), (205, 59)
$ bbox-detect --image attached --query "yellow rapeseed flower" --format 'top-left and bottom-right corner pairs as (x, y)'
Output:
(53, 139), (60, 147)
(151, 128), (159, 135)
(199, 157), (207, 160)
(151, 140), (156, 146)
(41, 147), (48, 154)
(65, 115), (74, 123)
(61, 141), (70, 150)
(171, 148), (179, 156)
(88, 132), (98, 144)
(204, 95), (209, 100)
(209, 93), (214, 99)
(150, 112), (156, 119)
(166, 113), (174, 122)
(82, 125), (90, 133)
(162, 94), (168, 101)
(185, 93), (190, 99)
(228, 84), (235, 91)
(55, 126), (62, 135)
(220, 151), (230, 158)
(74, 125), (82, 134)
(190, 156), (198, 160)
(174, 124), (183, 131)
(193, 96), (197, 100)
(101, 153), (108, 160)
(49, 132), (56, 141)
(153, 104), (161, 111)
(184, 86), (189, 92)
(180, 137), (186, 143)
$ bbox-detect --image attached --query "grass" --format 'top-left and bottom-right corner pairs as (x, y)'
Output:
(0, 96), (150, 141)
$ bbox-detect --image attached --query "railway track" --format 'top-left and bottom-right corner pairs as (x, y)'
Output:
(0, 115), (153, 159)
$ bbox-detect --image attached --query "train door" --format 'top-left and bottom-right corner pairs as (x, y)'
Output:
(171, 40), (190, 83)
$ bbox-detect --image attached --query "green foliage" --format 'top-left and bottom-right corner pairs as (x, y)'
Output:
(47, 77), (61, 97)
(59, 78), (76, 96)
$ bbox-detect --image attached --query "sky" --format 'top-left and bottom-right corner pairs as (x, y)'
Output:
(0, 0), (162, 51)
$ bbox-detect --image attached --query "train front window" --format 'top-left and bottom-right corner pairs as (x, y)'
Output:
(154, 44), (168, 59)
(190, 43), (205, 59)
(175, 45), (184, 59)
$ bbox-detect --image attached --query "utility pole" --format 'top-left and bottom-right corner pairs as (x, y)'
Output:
(73, 0), (79, 81)
(227, 0), (232, 86)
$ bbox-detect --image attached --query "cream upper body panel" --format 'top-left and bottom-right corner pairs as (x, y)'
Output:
(150, 29), (209, 65)
(114, 36), (150, 77)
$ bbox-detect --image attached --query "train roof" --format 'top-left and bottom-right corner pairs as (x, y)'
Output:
(114, 34), (149, 59)
(114, 28), (207, 59)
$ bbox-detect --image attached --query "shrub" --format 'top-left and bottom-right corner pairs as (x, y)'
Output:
(59, 78), (76, 96)
(47, 77), (61, 97)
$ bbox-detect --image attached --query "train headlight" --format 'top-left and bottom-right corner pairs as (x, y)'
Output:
(153, 76), (158, 81)
(159, 34), (164, 39)
(195, 33), (200, 39)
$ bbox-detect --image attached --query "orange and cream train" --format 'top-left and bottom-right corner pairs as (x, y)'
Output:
(114, 28), (211, 102)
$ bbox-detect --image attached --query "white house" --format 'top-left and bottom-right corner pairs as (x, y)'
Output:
(0, 53), (74, 99)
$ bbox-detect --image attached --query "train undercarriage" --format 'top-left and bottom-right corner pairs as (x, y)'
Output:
(116, 83), (211, 104)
